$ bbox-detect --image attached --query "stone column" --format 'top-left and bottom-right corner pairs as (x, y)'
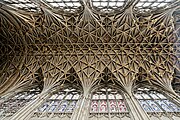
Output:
(70, 94), (91, 120)
(0, 90), (24, 117)
(80, 95), (91, 120)
(164, 91), (180, 106)
(124, 93), (150, 120)
(9, 90), (50, 120)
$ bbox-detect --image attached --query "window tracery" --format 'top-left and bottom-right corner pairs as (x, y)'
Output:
(32, 68), (82, 118)
(134, 87), (180, 118)
(135, 0), (176, 12)
(1, 0), (82, 13)
(90, 88), (128, 114)
(92, 0), (126, 12)
(45, 0), (82, 13)
(1, 0), (177, 13)
(0, 0), (179, 119)
(0, 88), (41, 118)
(1, 0), (39, 12)
(89, 68), (130, 119)
(33, 87), (81, 118)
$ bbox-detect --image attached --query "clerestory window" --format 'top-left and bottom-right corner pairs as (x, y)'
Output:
(134, 87), (180, 119)
(90, 87), (128, 113)
(34, 87), (81, 116)
(0, 88), (40, 118)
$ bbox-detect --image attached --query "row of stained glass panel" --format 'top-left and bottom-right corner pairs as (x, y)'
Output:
(0, 92), (39, 117)
(139, 100), (180, 112)
(92, 93), (123, 100)
(38, 100), (77, 113)
(135, 93), (166, 99)
(90, 100), (127, 113)
(49, 94), (79, 100)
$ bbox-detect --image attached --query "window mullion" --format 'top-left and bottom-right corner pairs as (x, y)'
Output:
(106, 87), (111, 119)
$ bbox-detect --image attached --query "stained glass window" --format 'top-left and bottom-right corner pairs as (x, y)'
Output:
(1, 0), (176, 13)
(89, 67), (130, 118)
(1, 0), (39, 12)
(91, 101), (98, 112)
(92, 0), (126, 12)
(45, 0), (82, 12)
(135, 0), (176, 12)
(0, 88), (40, 118)
(134, 88), (180, 114)
(35, 87), (81, 116)
(90, 87), (128, 114)
(109, 100), (117, 112)
(1, 0), (82, 12)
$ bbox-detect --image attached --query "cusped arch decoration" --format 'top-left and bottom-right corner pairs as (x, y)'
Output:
(88, 67), (131, 119)
(133, 86), (180, 119)
(32, 67), (83, 119)
(0, 84), (42, 119)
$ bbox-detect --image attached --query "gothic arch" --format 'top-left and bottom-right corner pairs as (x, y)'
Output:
(31, 67), (83, 119)
(133, 86), (180, 120)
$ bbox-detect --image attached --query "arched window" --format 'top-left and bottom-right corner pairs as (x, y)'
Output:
(36, 87), (81, 114)
(89, 68), (131, 120)
(0, 88), (41, 119)
(32, 68), (82, 118)
(134, 87), (180, 119)
(90, 87), (128, 114)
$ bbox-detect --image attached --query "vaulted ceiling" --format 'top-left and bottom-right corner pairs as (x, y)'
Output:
(0, 0), (179, 96)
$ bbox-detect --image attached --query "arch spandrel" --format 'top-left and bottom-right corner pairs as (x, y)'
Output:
(71, 54), (106, 95)
(104, 53), (139, 95)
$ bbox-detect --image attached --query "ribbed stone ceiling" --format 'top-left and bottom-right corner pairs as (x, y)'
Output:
(0, 0), (179, 96)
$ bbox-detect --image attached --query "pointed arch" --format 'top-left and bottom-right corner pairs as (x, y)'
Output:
(31, 67), (83, 118)
(133, 85), (180, 120)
